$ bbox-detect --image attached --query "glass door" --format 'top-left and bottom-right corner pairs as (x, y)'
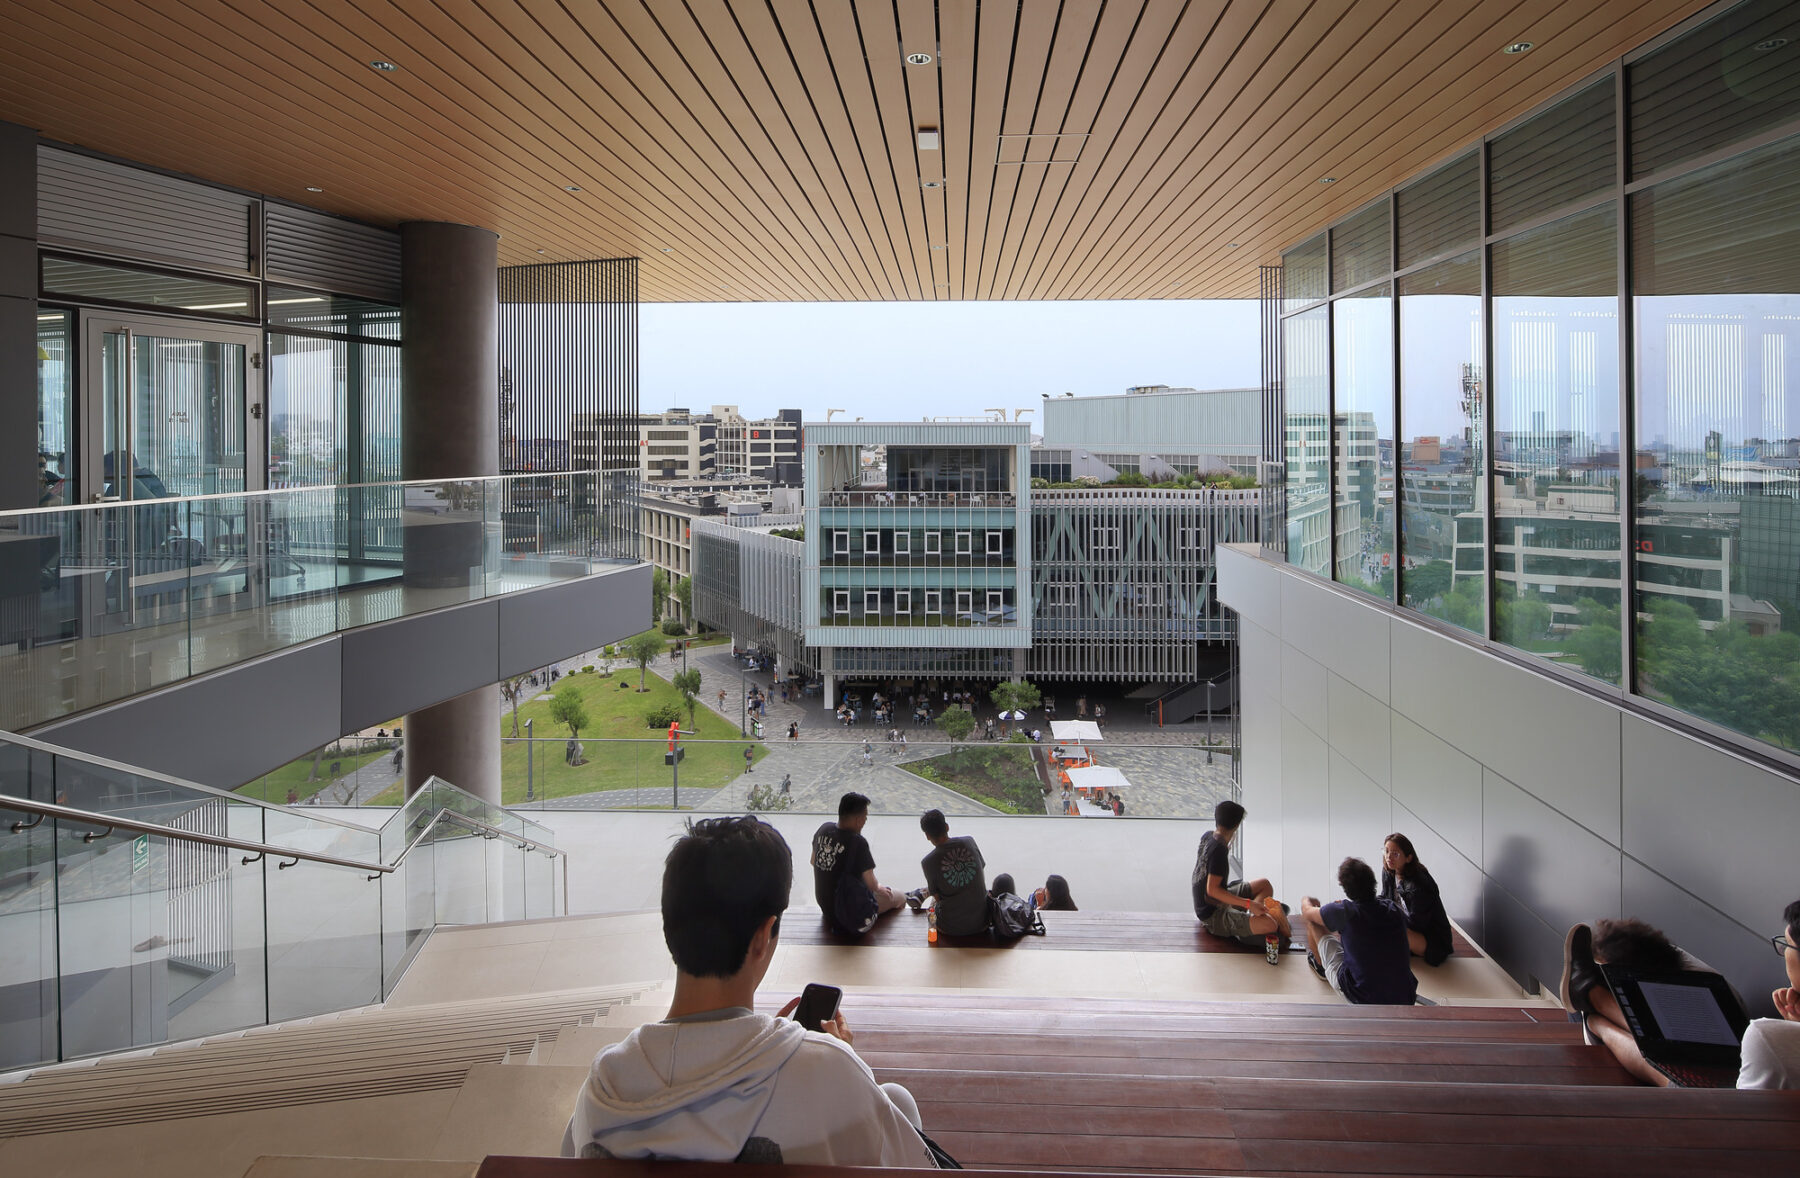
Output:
(81, 314), (263, 506)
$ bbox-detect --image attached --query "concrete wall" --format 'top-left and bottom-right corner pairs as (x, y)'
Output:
(1218, 542), (1795, 1016)
(34, 564), (650, 789)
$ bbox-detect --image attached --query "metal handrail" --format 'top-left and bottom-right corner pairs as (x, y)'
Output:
(0, 793), (568, 884)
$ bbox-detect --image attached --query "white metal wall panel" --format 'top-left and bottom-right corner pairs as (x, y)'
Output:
(37, 147), (256, 275)
(264, 204), (400, 302)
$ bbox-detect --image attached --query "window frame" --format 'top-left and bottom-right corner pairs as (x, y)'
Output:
(864, 589), (882, 616)
(893, 530), (911, 556)
(863, 529), (881, 555)
(833, 530), (849, 556)
(955, 530), (973, 555)
(986, 530), (1004, 556)
(1091, 526), (1121, 553)
(925, 589), (941, 615)
(833, 589), (850, 615)
(924, 530), (941, 555)
(956, 590), (973, 615)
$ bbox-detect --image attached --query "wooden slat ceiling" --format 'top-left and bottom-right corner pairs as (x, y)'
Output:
(0, 0), (1715, 302)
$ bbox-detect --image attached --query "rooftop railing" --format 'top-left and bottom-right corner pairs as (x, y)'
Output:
(818, 490), (1018, 508)
(0, 724), (563, 1071)
(0, 472), (634, 730)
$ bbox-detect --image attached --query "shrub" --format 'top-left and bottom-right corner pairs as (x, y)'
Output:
(644, 702), (684, 728)
(581, 664), (595, 674)
(747, 782), (791, 811)
(660, 618), (687, 636)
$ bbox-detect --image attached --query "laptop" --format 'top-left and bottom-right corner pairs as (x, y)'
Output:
(1599, 964), (1749, 1088)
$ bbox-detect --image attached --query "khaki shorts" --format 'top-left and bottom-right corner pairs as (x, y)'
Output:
(1201, 880), (1258, 941)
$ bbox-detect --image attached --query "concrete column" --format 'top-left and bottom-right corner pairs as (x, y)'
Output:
(0, 121), (38, 511)
(823, 673), (836, 710)
(400, 222), (501, 803)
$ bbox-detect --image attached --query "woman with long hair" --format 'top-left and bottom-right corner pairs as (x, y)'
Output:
(1380, 833), (1453, 966)
(1035, 874), (1078, 911)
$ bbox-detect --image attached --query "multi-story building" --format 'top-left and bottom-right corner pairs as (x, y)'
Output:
(640, 480), (801, 622)
(1037, 385), (1261, 479)
(713, 405), (802, 484)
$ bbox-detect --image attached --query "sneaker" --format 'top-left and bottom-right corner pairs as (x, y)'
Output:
(904, 888), (927, 911)
(1306, 951), (1327, 981)
(1578, 1011), (1596, 1046)
(1560, 923), (1599, 1015)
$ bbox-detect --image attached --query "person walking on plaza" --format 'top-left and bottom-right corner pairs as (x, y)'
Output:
(862, 741), (874, 768)
(743, 746), (755, 774)
(718, 689), (727, 712)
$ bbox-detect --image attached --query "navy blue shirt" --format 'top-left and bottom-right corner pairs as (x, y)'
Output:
(1321, 898), (1417, 1005)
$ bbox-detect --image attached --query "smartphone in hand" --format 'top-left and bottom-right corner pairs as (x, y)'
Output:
(791, 983), (842, 1033)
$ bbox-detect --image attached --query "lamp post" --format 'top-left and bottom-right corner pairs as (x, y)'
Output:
(740, 669), (748, 736)
(524, 718), (534, 801)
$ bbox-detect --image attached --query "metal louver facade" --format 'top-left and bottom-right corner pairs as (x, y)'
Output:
(264, 205), (400, 302)
(38, 146), (257, 275)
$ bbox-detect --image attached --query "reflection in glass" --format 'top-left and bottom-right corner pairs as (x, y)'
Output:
(1633, 134), (1800, 749)
(268, 334), (403, 490)
(1332, 203), (1391, 294)
(1333, 286), (1394, 596)
(1490, 206), (1621, 683)
(1283, 235), (1328, 312)
(36, 309), (73, 506)
(1283, 305), (1331, 575)
(1399, 253), (1484, 630)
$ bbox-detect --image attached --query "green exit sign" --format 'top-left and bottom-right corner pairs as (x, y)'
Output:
(132, 834), (148, 874)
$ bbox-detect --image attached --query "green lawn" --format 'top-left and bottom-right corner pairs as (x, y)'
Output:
(238, 743), (394, 805)
(909, 745), (1046, 814)
(496, 666), (766, 804)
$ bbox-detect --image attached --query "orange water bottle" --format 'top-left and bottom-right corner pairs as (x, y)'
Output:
(1263, 897), (1282, 965)
(927, 903), (939, 945)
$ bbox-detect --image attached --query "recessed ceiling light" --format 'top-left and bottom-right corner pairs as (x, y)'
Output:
(930, 244), (947, 251)
(936, 283), (950, 288)
(1503, 41), (1533, 55)
(659, 247), (674, 253)
(906, 52), (933, 66)
(536, 249), (546, 254)
(1754, 38), (1788, 52)
(1227, 242), (1239, 248)
(369, 60), (398, 71)
(563, 184), (582, 192)
(305, 186), (323, 192)
(1172, 281), (1183, 288)
(1319, 177), (1337, 184)
(921, 180), (943, 189)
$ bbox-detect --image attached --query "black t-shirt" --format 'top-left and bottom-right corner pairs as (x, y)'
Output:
(1190, 831), (1231, 917)
(921, 835), (988, 936)
(1321, 898), (1417, 1005)
(1381, 863), (1454, 966)
(812, 821), (876, 914)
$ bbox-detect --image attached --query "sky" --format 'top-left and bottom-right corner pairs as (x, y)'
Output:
(639, 299), (1260, 424)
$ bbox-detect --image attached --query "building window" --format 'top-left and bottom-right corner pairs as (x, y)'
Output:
(833, 590), (849, 615)
(865, 590), (882, 616)
(956, 590), (973, 615)
(864, 530), (881, 554)
(956, 531), (972, 555)
(925, 590), (941, 615)
(1137, 584), (1166, 608)
(1178, 527), (1206, 554)
(925, 531), (941, 555)
(895, 589), (911, 614)
(1091, 527), (1121, 552)
(1047, 583), (1077, 607)
(987, 530), (1004, 555)
(987, 590), (1004, 615)
(893, 530), (910, 556)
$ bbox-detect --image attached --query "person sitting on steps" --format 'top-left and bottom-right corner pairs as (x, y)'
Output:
(1191, 800), (1291, 948)
(812, 792), (904, 935)
(1379, 832), (1455, 966)
(910, 809), (988, 937)
(1299, 858), (1418, 1006)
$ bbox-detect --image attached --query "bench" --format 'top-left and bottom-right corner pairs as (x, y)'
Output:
(782, 908), (1479, 958)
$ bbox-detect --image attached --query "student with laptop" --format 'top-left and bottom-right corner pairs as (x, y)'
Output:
(1559, 917), (1750, 1088)
(1738, 898), (1800, 1090)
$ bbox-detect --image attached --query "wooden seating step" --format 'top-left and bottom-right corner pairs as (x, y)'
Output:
(781, 908), (1480, 958)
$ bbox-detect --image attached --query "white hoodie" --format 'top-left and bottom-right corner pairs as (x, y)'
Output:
(561, 1007), (936, 1166)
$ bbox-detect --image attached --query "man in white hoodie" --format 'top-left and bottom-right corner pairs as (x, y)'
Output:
(561, 815), (937, 1165)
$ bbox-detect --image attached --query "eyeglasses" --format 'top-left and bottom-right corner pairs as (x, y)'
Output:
(1773, 935), (1796, 957)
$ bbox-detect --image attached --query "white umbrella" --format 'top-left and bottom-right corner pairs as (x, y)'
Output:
(1051, 719), (1103, 742)
(999, 709), (1027, 720)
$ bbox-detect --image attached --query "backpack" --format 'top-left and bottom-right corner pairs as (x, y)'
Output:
(833, 869), (880, 935)
(988, 891), (1047, 940)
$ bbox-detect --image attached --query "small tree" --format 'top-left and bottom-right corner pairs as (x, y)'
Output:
(550, 684), (589, 742)
(500, 672), (532, 737)
(624, 631), (665, 692)
(935, 707), (977, 746)
(651, 567), (669, 620)
(989, 678), (1042, 718)
(674, 574), (693, 619)
(672, 668), (704, 730)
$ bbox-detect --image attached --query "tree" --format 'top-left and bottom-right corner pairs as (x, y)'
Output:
(651, 567), (669, 620)
(672, 668), (704, 729)
(1404, 560), (1454, 606)
(549, 684), (589, 741)
(674, 574), (692, 618)
(499, 672), (532, 737)
(935, 707), (977, 745)
(1561, 599), (1622, 684)
(624, 631), (665, 692)
(989, 678), (1042, 717)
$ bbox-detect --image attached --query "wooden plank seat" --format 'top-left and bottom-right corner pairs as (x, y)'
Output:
(782, 908), (1479, 959)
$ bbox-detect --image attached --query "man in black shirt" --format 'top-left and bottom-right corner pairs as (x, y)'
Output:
(1191, 800), (1290, 947)
(916, 809), (989, 937)
(811, 792), (904, 935)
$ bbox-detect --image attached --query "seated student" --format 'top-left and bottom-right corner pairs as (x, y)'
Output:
(989, 872), (1017, 898)
(1559, 917), (1748, 1087)
(916, 809), (989, 937)
(812, 792), (904, 934)
(1191, 800), (1291, 947)
(1034, 874), (1078, 911)
(1379, 833), (1454, 966)
(1741, 898), (1800, 1089)
(562, 816), (935, 1165)
(1299, 858), (1418, 1006)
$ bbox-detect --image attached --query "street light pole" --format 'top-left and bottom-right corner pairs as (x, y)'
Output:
(740, 670), (747, 736)
(525, 718), (534, 801)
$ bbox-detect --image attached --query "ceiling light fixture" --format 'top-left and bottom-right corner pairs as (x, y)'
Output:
(1228, 242), (1240, 248)
(659, 247), (674, 253)
(369, 60), (398, 71)
(906, 52), (933, 66)
(1319, 177), (1337, 184)
(936, 283), (950, 288)
(536, 249), (546, 254)
(1502, 41), (1533, 55)
(921, 180), (943, 189)
(1754, 37), (1788, 51)
(268, 297), (325, 305)
(184, 302), (249, 311)
(563, 184), (582, 192)
(930, 244), (947, 251)
(917, 128), (940, 151)
(305, 186), (323, 192)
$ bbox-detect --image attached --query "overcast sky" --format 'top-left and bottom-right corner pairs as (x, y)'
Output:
(640, 299), (1260, 424)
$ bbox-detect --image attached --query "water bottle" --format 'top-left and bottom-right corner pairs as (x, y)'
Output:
(927, 903), (939, 945)
(1263, 897), (1282, 964)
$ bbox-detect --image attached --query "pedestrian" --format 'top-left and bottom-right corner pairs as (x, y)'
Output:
(862, 741), (873, 767)
(743, 746), (755, 774)
(392, 746), (404, 774)
(1077, 695), (1087, 719)
(788, 721), (799, 741)
(718, 689), (727, 710)
(1095, 702), (1106, 728)
(781, 773), (792, 795)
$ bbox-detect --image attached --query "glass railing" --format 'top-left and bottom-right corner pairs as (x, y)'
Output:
(0, 472), (635, 731)
(0, 728), (564, 1072)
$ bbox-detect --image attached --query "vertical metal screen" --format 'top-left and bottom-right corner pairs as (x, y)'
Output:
(1258, 264), (1286, 559)
(497, 259), (640, 561)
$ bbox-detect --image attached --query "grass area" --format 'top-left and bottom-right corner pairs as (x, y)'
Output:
(908, 744), (1046, 814)
(238, 743), (394, 805)
(496, 665), (766, 804)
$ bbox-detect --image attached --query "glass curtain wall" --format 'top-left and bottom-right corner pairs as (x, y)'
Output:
(1272, 0), (1800, 764)
(36, 310), (74, 505)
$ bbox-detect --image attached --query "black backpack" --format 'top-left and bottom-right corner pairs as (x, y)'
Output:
(988, 891), (1046, 940)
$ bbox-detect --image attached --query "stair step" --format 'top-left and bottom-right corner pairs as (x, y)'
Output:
(428, 1065), (588, 1161)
